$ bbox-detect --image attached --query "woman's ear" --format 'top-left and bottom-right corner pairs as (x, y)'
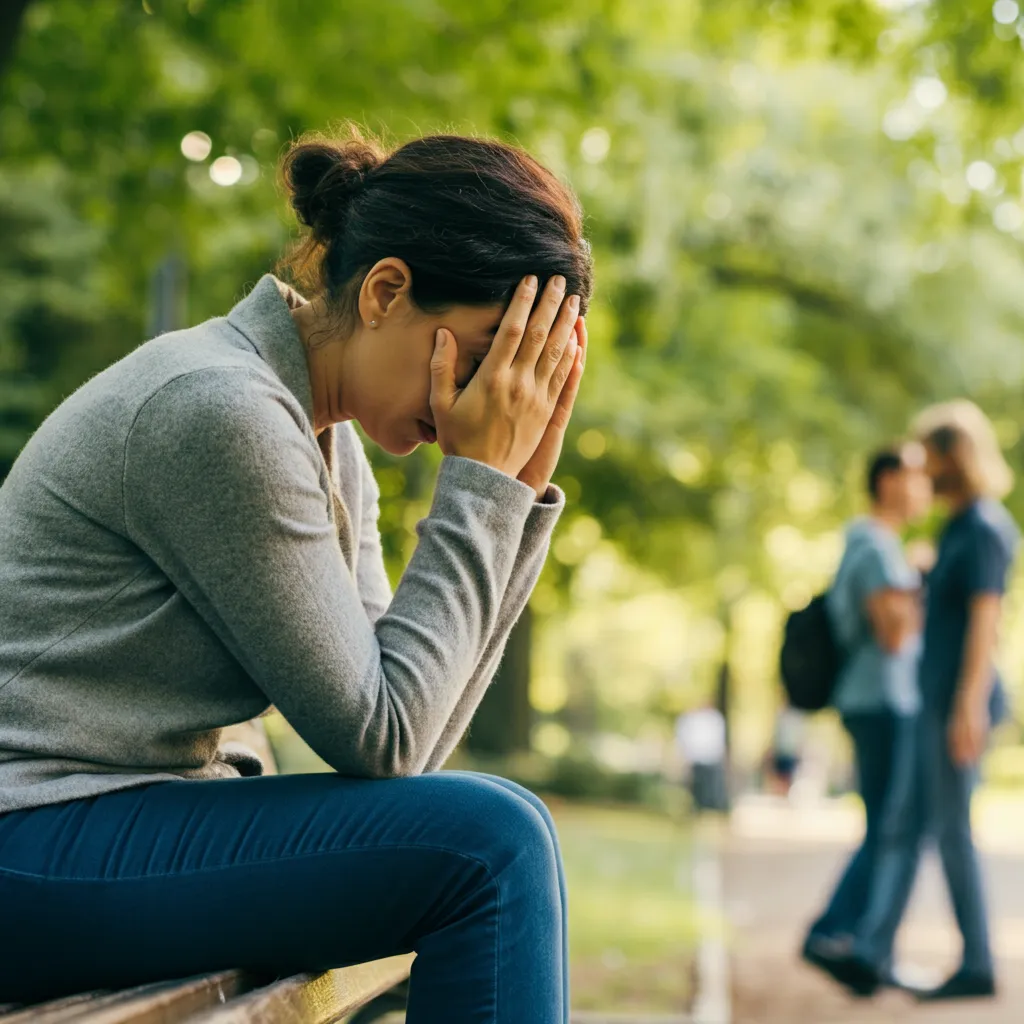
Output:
(358, 258), (414, 328)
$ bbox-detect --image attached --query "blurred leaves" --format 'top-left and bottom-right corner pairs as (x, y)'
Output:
(3, 0), (1024, 589)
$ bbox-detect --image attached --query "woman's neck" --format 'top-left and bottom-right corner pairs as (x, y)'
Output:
(944, 490), (978, 515)
(290, 300), (352, 435)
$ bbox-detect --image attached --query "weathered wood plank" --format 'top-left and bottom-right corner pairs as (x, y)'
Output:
(189, 956), (414, 1024)
(0, 972), (249, 1024)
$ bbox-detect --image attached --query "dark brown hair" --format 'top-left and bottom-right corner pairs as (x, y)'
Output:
(279, 126), (592, 325)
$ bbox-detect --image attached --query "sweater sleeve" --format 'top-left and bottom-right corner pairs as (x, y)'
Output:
(342, 429), (564, 769)
(353, 443), (392, 626)
(421, 490), (563, 771)
(122, 369), (536, 778)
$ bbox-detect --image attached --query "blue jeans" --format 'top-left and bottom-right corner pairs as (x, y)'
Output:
(807, 711), (917, 947)
(0, 771), (568, 1022)
(854, 710), (993, 976)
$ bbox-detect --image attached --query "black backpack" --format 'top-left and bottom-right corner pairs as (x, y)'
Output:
(779, 592), (845, 711)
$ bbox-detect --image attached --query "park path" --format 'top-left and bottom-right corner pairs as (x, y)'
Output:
(725, 795), (1024, 1023)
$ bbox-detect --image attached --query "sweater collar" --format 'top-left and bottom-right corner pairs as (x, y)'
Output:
(227, 274), (315, 427)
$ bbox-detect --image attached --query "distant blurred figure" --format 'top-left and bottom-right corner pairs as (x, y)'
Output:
(675, 705), (729, 813)
(839, 401), (1018, 1002)
(802, 444), (930, 980)
(766, 705), (805, 798)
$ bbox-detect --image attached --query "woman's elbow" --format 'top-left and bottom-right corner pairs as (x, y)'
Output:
(339, 736), (429, 780)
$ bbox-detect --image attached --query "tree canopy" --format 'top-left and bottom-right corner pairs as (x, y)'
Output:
(4, 0), (1024, 757)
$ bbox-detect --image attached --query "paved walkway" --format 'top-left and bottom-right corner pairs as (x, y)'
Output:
(725, 795), (1024, 1023)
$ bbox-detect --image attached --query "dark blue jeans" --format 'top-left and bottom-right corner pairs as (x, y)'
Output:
(854, 710), (993, 977)
(0, 771), (568, 1022)
(808, 710), (917, 949)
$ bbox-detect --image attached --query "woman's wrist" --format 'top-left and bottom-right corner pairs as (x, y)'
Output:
(517, 474), (550, 502)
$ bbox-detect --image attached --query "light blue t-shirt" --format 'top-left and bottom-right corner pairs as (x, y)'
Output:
(827, 517), (921, 717)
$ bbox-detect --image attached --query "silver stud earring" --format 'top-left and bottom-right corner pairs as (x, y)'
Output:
(369, 319), (378, 328)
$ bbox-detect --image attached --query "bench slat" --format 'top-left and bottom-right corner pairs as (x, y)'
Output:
(0, 972), (250, 1024)
(188, 956), (414, 1024)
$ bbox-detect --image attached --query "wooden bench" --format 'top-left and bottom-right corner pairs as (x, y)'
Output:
(0, 956), (413, 1024)
(0, 727), (413, 1022)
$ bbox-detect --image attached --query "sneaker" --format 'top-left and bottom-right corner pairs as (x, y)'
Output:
(801, 935), (880, 998)
(913, 970), (996, 1002)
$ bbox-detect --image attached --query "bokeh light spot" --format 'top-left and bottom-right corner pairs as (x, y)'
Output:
(209, 156), (243, 187)
(577, 429), (607, 459)
(580, 127), (611, 164)
(993, 0), (1019, 25)
(994, 201), (1024, 232)
(180, 131), (212, 162)
(703, 193), (732, 220)
(912, 76), (948, 110)
(965, 160), (997, 191)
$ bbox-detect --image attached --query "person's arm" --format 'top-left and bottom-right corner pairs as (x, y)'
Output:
(865, 589), (920, 653)
(857, 539), (920, 652)
(949, 594), (1004, 766)
(342, 429), (564, 770)
(124, 370), (538, 780)
(949, 521), (1012, 766)
(341, 315), (585, 769)
(421, 492), (562, 770)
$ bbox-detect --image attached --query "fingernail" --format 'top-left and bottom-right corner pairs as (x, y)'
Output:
(553, 275), (566, 293)
(435, 328), (446, 349)
(524, 275), (538, 290)
(569, 294), (580, 312)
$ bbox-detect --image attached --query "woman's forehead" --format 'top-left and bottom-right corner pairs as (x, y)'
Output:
(446, 302), (504, 342)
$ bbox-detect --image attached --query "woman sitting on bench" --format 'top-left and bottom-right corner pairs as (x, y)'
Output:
(0, 127), (592, 1024)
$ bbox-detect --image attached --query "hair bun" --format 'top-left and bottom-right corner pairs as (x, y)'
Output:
(284, 133), (384, 238)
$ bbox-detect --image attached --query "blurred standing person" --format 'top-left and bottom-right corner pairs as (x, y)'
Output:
(675, 704), (728, 813)
(767, 705), (805, 798)
(802, 446), (930, 975)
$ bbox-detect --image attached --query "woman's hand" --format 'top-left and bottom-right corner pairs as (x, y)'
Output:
(949, 692), (990, 766)
(517, 316), (586, 499)
(429, 275), (580, 482)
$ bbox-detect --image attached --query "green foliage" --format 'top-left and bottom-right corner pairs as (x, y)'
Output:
(5, 1), (1024, 735)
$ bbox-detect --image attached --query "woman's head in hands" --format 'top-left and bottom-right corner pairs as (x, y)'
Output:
(281, 126), (593, 454)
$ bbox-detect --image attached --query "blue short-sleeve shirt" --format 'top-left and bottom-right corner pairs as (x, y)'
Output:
(920, 499), (1018, 716)
(828, 517), (921, 717)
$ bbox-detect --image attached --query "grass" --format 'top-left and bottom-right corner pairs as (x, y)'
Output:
(549, 798), (698, 1014)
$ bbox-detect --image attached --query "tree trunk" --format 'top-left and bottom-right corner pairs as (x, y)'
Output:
(0, 0), (33, 83)
(465, 605), (534, 756)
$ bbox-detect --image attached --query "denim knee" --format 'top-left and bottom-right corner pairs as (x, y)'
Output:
(453, 772), (558, 846)
(446, 776), (560, 891)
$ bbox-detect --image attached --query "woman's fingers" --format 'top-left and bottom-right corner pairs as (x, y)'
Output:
(486, 276), (539, 368)
(534, 292), (580, 387)
(513, 275), (567, 370)
(547, 317), (580, 404)
(429, 329), (459, 422)
(548, 330), (585, 430)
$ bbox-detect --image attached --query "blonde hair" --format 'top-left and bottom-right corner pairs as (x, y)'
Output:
(912, 399), (1013, 500)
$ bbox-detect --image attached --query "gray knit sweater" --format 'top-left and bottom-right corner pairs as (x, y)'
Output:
(0, 275), (562, 814)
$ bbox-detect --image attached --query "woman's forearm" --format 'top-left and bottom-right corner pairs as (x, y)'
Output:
(957, 593), (1002, 706)
(421, 493), (562, 772)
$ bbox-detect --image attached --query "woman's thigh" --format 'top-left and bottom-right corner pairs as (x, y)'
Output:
(0, 772), (562, 1005)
